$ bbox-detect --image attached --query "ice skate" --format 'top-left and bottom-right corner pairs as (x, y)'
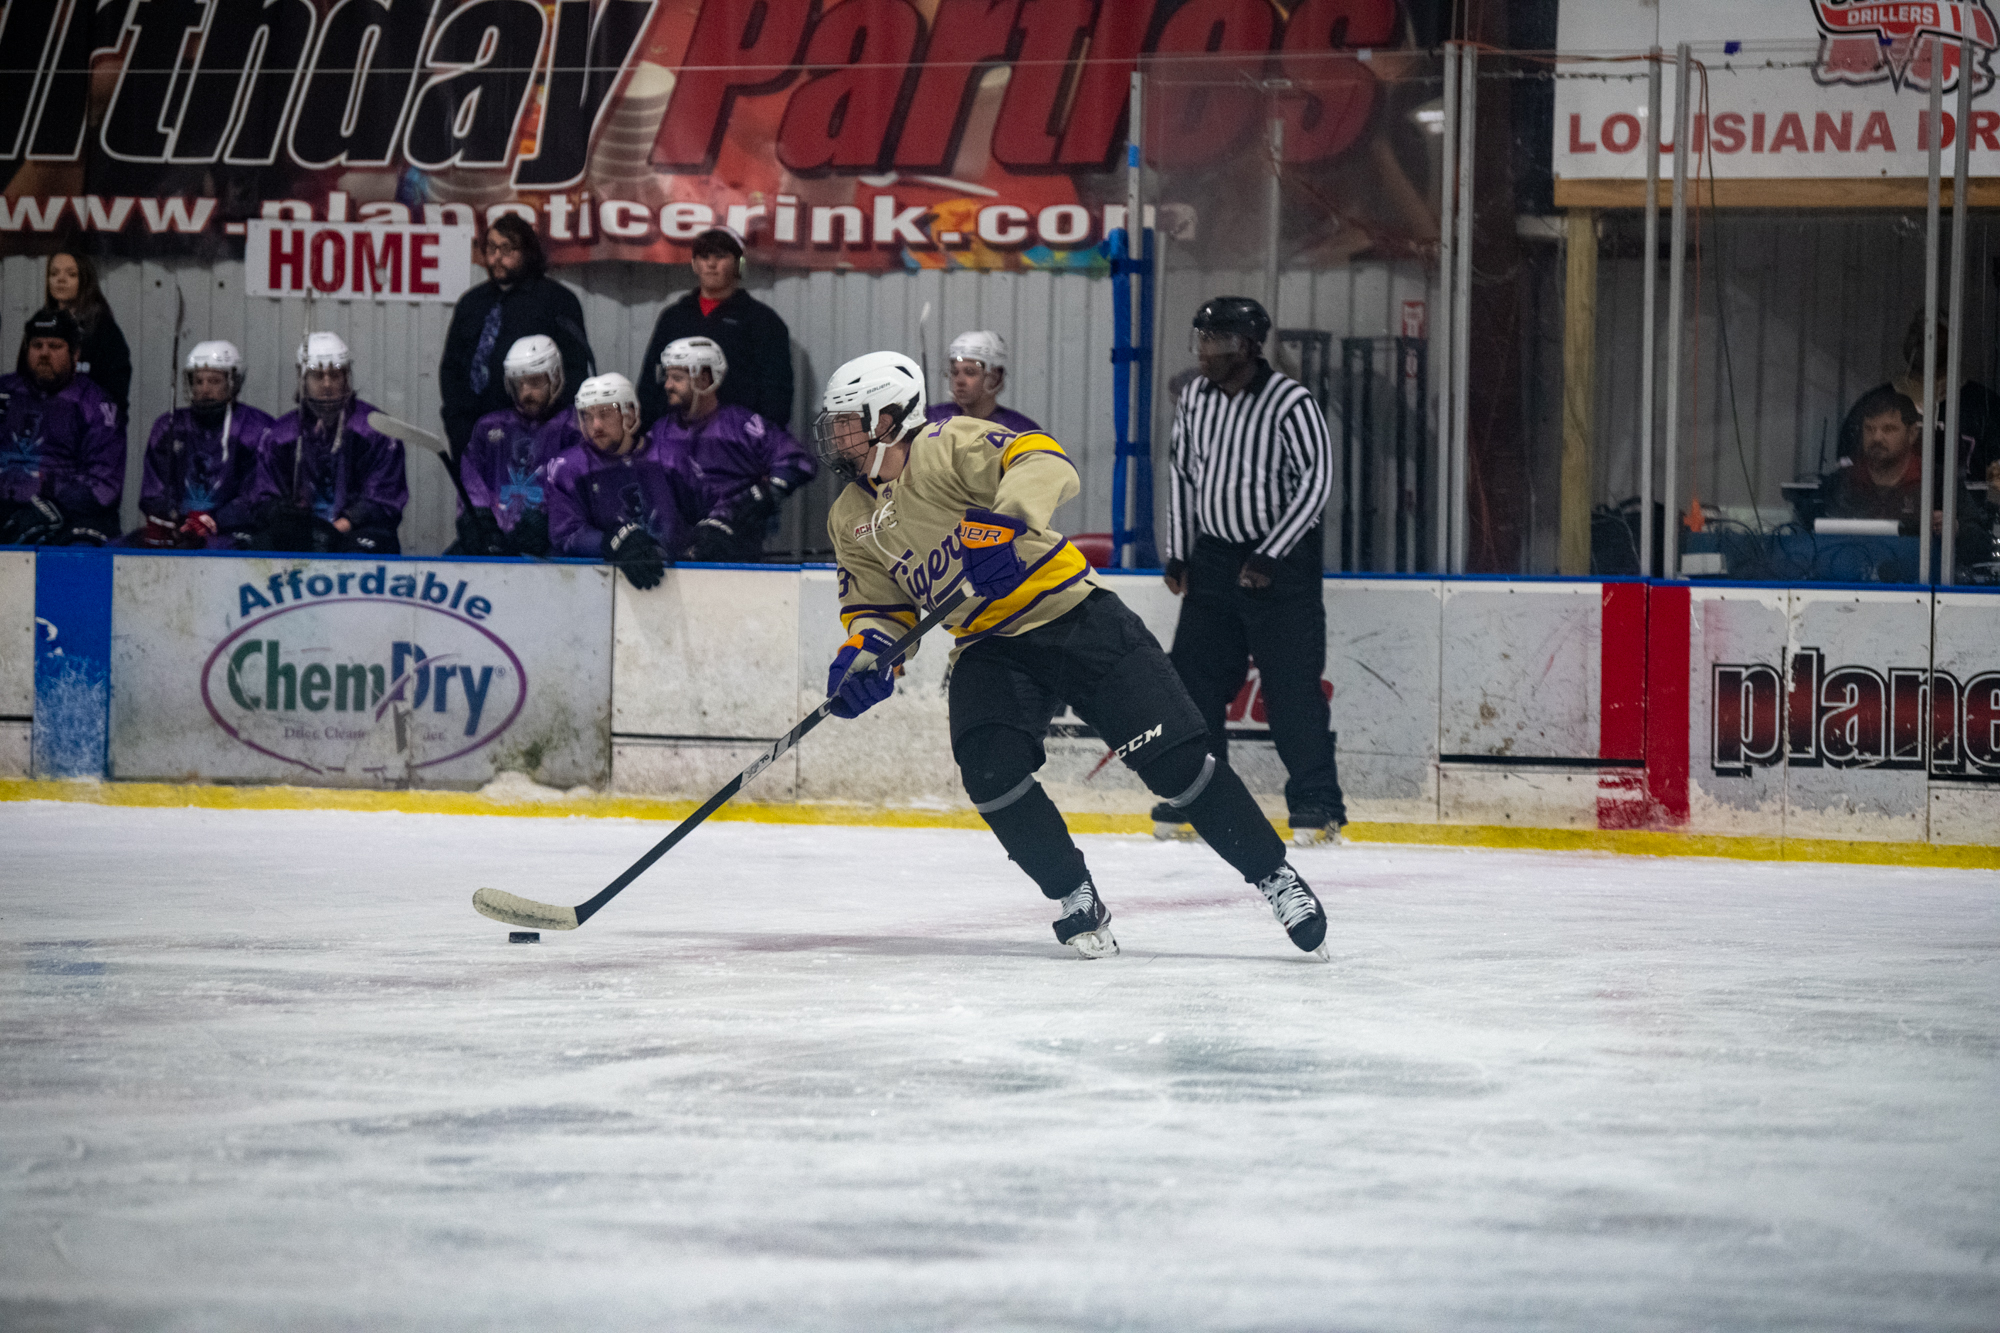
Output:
(1149, 800), (1202, 842)
(1289, 821), (1346, 848)
(1053, 877), (1118, 958)
(1255, 862), (1328, 958)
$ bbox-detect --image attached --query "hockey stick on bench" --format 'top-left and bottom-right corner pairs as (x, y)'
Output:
(472, 583), (974, 932)
(367, 411), (478, 516)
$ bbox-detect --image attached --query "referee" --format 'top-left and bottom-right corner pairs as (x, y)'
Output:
(1155, 296), (1347, 846)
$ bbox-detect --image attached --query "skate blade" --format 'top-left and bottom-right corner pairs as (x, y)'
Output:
(1289, 827), (1345, 848)
(1152, 822), (1203, 843)
(1067, 927), (1120, 959)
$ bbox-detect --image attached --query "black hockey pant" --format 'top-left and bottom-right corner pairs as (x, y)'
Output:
(950, 589), (1287, 900)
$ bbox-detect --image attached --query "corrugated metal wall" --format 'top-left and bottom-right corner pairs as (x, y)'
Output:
(1, 252), (1432, 564)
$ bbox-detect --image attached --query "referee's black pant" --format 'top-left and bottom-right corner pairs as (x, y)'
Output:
(1168, 530), (1347, 827)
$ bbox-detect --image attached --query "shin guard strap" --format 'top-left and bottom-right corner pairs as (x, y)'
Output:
(973, 774), (1038, 814)
(1164, 752), (1217, 809)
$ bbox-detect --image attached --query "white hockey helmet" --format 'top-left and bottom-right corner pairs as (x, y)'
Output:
(658, 335), (728, 389)
(573, 372), (639, 435)
(185, 339), (244, 396)
(503, 334), (564, 402)
(296, 331), (351, 372)
(295, 331), (353, 411)
(947, 330), (1007, 372)
(815, 350), (924, 482)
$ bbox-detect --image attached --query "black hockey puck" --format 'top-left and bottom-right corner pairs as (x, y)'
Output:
(509, 931), (540, 944)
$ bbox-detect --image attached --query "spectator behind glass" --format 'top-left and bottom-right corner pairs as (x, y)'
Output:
(1837, 312), (2000, 496)
(438, 213), (595, 458)
(16, 249), (132, 430)
(1824, 388), (1926, 531)
(637, 226), (794, 431)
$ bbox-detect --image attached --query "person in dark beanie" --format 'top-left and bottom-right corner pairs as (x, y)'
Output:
(439, 213), (595, 457)
(0, 309), (125, 545)
(637, 226), (794, 431)
(16, 249), (132, 430)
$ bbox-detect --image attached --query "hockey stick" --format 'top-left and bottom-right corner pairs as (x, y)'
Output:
(473, 584), (975, 931)
(368, 411), (477, 515)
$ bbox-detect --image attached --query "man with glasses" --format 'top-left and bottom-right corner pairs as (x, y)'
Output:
(439, 214), (594, 459)
(1155, 296), (1346, 848)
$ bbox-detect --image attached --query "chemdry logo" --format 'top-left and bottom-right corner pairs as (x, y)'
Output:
(199, 565), (526, 778)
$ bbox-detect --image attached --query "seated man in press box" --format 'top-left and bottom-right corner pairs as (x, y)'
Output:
(0, 309), (123, 546)
(545, 372), (700, 589)
(249, 332), (407, 554)
(650, 336), (816, 563)
(127, 341), (270, 549)
(1821, 386), (1991, 565)
(452, 335), (579, 558)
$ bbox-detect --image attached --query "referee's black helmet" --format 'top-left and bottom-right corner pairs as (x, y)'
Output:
(1192, 295), (1270, 345)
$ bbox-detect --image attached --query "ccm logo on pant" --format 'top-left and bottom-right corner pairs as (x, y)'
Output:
(1112, 724), (1164, 760)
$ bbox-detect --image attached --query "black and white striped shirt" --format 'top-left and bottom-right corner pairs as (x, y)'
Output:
(1167, 361), (1333, 562)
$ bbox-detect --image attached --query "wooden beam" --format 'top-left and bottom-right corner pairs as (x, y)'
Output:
(1555, 176), (2000, 209)
(1559, 209), (1598, 577)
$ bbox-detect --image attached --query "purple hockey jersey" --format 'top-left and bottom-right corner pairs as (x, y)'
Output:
(0, 371), (125, 532)
(139, 403), (273, 535)
(462, 406), (580, 531)
(925, 402), (1042, 434)
(250, 398), (409, 532)
(647, 404), (815, 525)
(545, 435), (700, 558)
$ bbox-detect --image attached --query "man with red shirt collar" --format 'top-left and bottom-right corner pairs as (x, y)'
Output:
(636, 226), (795, 432)
(1823, 388), (1928, 532)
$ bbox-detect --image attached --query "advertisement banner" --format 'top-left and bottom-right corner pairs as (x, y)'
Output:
(109, 554), (612, 788)
(1556, 0), (2000, 192)
(0, 0), (1408, 271)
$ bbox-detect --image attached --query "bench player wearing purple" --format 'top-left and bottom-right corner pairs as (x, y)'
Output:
(0, 308), (123, 546)
(650, 336), (816, 563)
(545, 373), (699, 590)
(126, 341), (271, 549)
(921, 331), (1041, 435)
(454, 335), (578, 557)
(248, 332), (407, 554)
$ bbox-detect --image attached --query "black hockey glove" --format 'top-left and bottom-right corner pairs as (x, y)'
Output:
(728, 481), (781, 532)
(607, 523), (665, 590)
(506, 508), (551, 557)
(0, 497), (65, 546)
(253, 504), (315, 553)
(455, 508), (507, 556)
(687, 517), (738, 563)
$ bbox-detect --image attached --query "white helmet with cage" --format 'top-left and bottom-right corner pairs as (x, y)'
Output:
(574, 372), (639, 436)
(503, 334), (564, 403)
(815, 350), (925, 482)
(947, 330), (1007, 373)
(658, 335), (728, 389)
(184, 340), (244, 398)
(295, 331), (353, 413)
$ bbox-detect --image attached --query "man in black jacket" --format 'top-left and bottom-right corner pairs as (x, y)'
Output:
(439, 214), (595, 457)
(636, 226), (795, 431)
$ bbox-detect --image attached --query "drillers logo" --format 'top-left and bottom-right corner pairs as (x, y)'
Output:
(1813, 0), (2000, 92)
(1712, 648), (2000, 778)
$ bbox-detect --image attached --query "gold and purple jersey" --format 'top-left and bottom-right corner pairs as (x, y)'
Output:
(827, 414), (1098, 657)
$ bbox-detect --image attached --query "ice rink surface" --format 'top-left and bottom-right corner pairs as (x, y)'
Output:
(1, 802), (1996, 1333)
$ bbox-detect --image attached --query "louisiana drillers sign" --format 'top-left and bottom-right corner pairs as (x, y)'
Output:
(109, 555), (612, 788)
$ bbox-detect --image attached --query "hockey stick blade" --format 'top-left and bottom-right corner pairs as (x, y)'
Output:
(367, 411), (448, 456)
(471, 584), (973, 932)
(473, 887), (580, 930)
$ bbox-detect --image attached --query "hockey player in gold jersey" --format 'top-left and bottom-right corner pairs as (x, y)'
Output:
(813, 350), (1329, 959)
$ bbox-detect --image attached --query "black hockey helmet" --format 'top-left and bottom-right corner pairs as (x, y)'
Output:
(1191, 295), (1270, 346)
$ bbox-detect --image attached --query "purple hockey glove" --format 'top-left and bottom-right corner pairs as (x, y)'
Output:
(957, 507), (1029, 599)
(827, 629), (902, 719)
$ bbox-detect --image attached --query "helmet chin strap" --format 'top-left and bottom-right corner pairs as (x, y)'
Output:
(864, 409), (920, 481)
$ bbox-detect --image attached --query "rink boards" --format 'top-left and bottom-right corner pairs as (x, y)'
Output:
(1, 549), (1995, 846)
